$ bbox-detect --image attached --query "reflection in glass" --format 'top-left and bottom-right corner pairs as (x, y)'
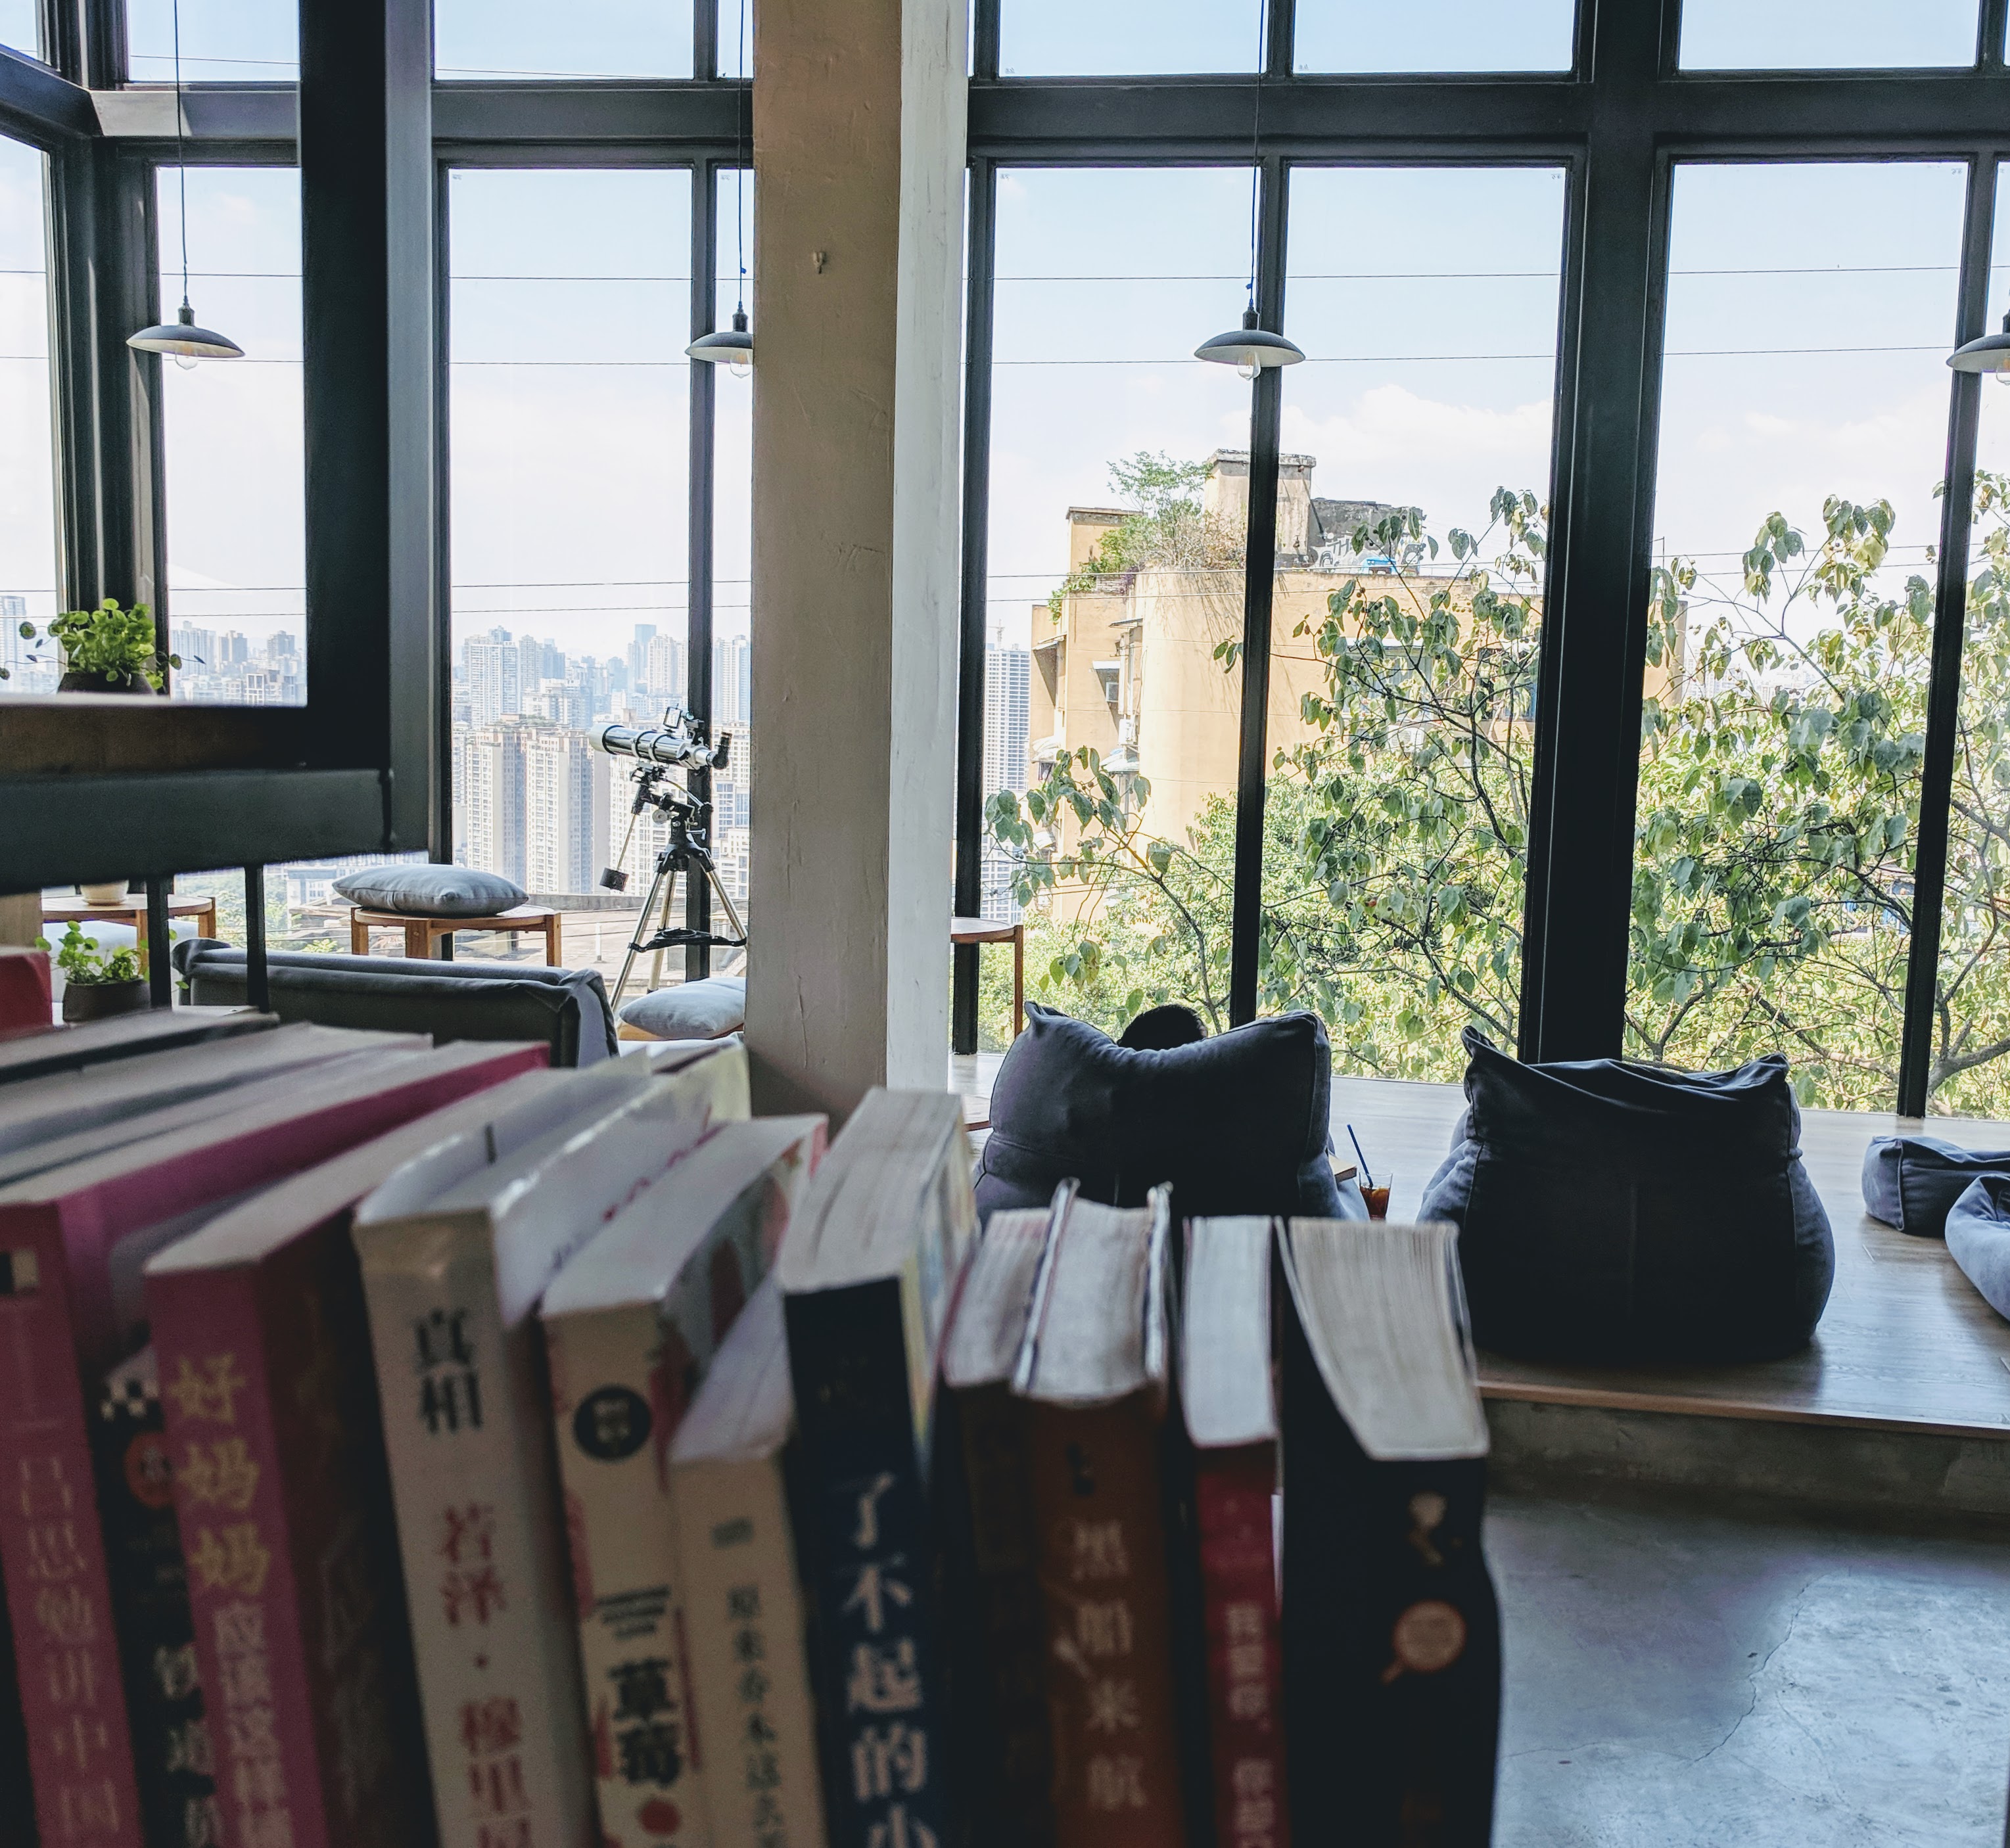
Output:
(156, 166), (304, 705)
(446, 169), (692, 986)
(1296, 0), (1573, 74)
(979, 168), (1253, 1044)
(434, 0), (694, 79)
(1628, 162), (1967, 1109)
(999, 0), (1261, 76)
(1679, 0), (1978, 70)
(0, 137), (56, 695)
(1261, 167), (1566, 1080)
(128, 0), (296, 81)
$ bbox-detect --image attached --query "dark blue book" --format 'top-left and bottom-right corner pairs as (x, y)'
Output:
(1278, 1220), (1501, 1848)
(778, 1090), (979, 1848)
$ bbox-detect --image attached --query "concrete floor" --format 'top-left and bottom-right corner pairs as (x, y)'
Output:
(1491, 1486), (2010, 1847)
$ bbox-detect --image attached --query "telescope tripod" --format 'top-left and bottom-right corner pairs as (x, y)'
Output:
(609, 814), (748, 1010)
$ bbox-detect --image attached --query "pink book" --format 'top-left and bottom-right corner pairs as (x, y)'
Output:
(144, 1062), (638, 1848)
(0, 1037), (549, 1848)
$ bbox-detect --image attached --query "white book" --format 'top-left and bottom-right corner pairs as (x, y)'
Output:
(352, 1041), (751, 1848)
(669, 1278), (828, 1848)
(541, 1114), (827, 1848)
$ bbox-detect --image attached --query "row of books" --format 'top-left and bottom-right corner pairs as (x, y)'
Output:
(0, 1007), (1501, 1848)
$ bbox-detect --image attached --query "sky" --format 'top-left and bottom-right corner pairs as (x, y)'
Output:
(1, 0), (2005, 687)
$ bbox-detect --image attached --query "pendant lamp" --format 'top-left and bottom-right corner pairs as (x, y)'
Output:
(128, 0), (243, 366)
(1950, 310), (2010, 384)
(1196, 0), (1302, 377)
(689, 0), (753, 374)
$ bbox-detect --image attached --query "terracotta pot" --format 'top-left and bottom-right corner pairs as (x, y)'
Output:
(58, 670), (149, 694)
(79, 881), (131, 906)
(61, 978), (151, 1023)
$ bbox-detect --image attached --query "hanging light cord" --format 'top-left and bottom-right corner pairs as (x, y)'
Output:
(1247, 0), (1265, 317)
(172, 0), (191, 313)
(735, 0), (747, 315)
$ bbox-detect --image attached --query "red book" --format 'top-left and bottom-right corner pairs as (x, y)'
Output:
(0, 948), (51, 1033)
(1182, 1218), (1289, 1848)
(145, 1063), (597, 1848)
(0, 1036), (548, 1848)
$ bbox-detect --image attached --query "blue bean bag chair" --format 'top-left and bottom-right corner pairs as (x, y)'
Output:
(972, 1002), (1354, 1224)
(1946, 1176), (2010, 1320)
(1861, 1135), (2010, 1239)
(1420, 1028), (1833, 1362)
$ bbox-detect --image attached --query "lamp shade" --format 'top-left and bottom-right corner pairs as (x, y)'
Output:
(1950, 312), (2010, 375)
(688, 307), (753, 371)
(1196, 308), (1305, 376)
(128, 302), (243, 361)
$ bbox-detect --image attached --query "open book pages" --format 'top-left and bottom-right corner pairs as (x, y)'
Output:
(1182, 1215), (1278, 1450)
(1014, 1183), (1171, 1404)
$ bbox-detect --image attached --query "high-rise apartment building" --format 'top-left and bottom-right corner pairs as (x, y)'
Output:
(464, 627), (521, 728)
(626, 624), (657, 706)
(981, 643), (1031, 921)
(461, 719), (526, 883)
(643, 632), (686, 711)
(523, 722), (610, 895)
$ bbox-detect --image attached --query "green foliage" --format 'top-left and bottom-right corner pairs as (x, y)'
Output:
(7, 599), (179, 689)
(1044, 451), (1240, 620)
(37, 921), (141, 986)
(991, 453), (2010, 1115)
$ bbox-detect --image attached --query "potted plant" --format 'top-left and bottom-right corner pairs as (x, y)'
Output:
(5, 599), (179, 693)
(39, 922), (150, 1023)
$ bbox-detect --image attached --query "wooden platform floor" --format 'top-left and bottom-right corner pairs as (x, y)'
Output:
(1333, 1075), (2010, 1443)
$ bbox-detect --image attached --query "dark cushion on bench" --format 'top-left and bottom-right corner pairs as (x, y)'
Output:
(1946, 1176), (2010, 1320)
(172, 940), (618, 1068)
(1419, 1027), (1833, 1363)
(1861, 1135), (2010, 1239)
(972, 1002), (1353, 1223)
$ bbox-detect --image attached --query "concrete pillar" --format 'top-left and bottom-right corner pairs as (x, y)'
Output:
(746, 0), (968, 1119)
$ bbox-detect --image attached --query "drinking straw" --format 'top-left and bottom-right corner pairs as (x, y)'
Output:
(1346, 1124), (1374, 1190)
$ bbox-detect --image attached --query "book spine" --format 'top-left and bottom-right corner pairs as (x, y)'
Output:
(544, 1301), (713, 1848)
(362, 1235), (596, 1848)
(1024, 1395), (1188, 1848)
(1279, 1296), (1500, 1848)
(673, 1453), (828, 1848)
(0, 1203), (147, 1848)
(940, 1383), (1050, 1848)
(1193, 1445), (1288, 1848)
(784, 1281), (951, 1848)
(87, 1345), (218, 1848)
(149, 1266), (327, 1848)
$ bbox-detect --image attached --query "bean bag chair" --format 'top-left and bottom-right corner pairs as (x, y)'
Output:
(1419, 1028), (1833, 1362)
(1945, 1176), (2010, 1320)
(972, 1002), (1354, 1224)
(1861, 1135), (2010, 1239)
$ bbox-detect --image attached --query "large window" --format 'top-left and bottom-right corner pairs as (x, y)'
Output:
(998, 0), (1261, 76)
(0, 3), (37, 57)
(0, 135), (56, 694)
(434, 0), (695, 80)
(128, 0), (298, 81)
(1678, 0), (1980, 71)
(1626, 162), (1967, 1110)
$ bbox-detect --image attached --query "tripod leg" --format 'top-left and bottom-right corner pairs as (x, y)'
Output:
(613, 855), (676, 1011)
(649, 858), (680, 993)
(704, 862), (750, 948)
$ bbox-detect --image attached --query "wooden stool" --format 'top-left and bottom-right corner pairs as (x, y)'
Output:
(951, 915), (1024, 1040)
(350, 904), (563, 965)
(42, 894), (219, 976)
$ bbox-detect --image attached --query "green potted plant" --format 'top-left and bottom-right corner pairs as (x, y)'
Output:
(5, 599), (178, 694)
(39, 922), (150, 1023)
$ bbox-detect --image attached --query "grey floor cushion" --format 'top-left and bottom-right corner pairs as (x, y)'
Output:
(1945, 1176), (2010, 1320)
(618, 975), (747, 1040)
(333, 864), (527, 917)
(1861, 1134), (2010, 1239)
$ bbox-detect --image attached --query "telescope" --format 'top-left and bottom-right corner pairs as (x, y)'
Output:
(592, 708), (730, 774)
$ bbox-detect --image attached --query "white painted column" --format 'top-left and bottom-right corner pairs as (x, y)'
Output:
(746, 0), (968, 1119)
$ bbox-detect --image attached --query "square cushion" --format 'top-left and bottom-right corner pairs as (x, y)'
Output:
(1861, 1135), (2010, 1239)
(333, 864), (526, 918)
(1946, 1176), (2010, 1320)
(618, 975), (747, 1041)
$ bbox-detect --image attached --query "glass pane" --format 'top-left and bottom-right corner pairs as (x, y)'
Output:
(1262, 167), (1566, 1081)
(718, 0), (749, 78)
(128, 0), (296, 81)
(1629, 161), (1967, 1109)
(0, 2), (39, 57)
(447, 168), (692, 992)
(156, 166), (305, 705)
(709, 164), (753, 962)
(1680, 0), (1977, 70)
(0, 135), (57, 695)
(1936, 170), (2010, 1117)
(1296, 1), (1574, 74)
(435, 0), (693, 79)
(981, 167), (1253, 1041)
(1000, 0), (1261, 76)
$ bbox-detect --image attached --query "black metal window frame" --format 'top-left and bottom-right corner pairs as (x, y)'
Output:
(952, 0), (2010, 1117)
(0, 1), (751, 925)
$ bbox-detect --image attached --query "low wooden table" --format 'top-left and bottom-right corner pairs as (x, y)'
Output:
(350, 904), (563, 965)
(951, 914), (1024, 1042)
(42, 894), (218, 975)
